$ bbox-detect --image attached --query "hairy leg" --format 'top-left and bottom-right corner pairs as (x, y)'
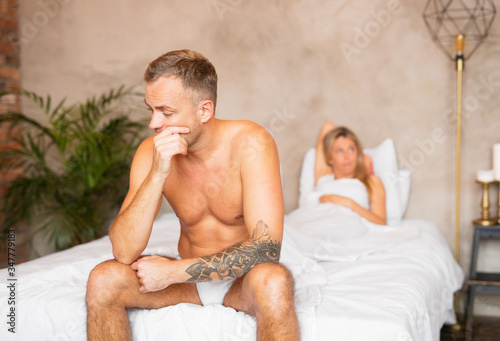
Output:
(223, 263), (300, 340)
(86, 258), (201, 341)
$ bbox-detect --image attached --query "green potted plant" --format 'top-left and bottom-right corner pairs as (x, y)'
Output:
(0, 86), (147, 252)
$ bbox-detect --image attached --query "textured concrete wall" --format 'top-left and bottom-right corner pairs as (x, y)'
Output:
(18, 0), (500, 315)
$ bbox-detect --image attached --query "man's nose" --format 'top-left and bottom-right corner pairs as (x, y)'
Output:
(149, 112), (163, 130)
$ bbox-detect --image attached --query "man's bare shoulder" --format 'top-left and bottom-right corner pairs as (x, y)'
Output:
(223, 119), (266, 133)
(224, 120), (276, 151)
(135, 135), (155, 156)
(129, 135), (155, 173)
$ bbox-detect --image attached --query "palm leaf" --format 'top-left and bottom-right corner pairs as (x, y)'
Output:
(1, 86), (147, 252)
(0, 112), (56, 142)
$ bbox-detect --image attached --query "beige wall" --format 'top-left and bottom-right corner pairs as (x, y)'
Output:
(18, 0), (500, 315)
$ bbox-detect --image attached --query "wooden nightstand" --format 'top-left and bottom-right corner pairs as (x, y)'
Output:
(465, 224), (500, 341)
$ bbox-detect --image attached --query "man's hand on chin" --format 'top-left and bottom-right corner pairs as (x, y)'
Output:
(131, 255), (177, 293)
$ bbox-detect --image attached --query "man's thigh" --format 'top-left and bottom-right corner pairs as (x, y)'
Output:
(221, 263), (294, 317)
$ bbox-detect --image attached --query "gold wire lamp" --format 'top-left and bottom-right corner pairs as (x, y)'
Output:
(422, 0), (496, 264)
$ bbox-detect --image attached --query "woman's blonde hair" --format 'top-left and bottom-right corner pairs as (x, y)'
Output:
(323, 126), (372, 196)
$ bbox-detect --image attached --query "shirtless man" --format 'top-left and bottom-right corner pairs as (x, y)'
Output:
(85, 49), (300, 340)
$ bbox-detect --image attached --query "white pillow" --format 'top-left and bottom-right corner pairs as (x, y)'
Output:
(364, 139), (411, 225)
(299, 148), (317, 204)
(298, 138), (410, 225)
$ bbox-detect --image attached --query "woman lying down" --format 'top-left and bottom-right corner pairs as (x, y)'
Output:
(282, 122), (415, 262)
(313, 121), (386, 225)
(282, 121), (405, 263)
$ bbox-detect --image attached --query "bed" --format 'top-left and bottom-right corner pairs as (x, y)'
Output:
(0, 138), (464, 341)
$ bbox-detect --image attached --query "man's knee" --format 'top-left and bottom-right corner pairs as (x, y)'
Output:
(246, 263), (295, 301)
(86, 259), (130, 306)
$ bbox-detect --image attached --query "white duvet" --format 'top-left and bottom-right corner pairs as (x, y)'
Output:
(0, 207), (463, 341)
(285, 203), (464, 341)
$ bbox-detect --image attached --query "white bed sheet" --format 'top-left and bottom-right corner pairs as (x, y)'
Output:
(284, 204), (464, 341)
(0, 213), (323, 341)
(0, 209), (464, 341)
(315, 220), (464, 341)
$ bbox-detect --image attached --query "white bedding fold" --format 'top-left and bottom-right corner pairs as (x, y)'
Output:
(282, 204), (464, 341)
(284, 203), (419, 262)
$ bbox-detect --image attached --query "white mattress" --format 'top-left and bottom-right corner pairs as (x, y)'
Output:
(0, 208), (464, 341)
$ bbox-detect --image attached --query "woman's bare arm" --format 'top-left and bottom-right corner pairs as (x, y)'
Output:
(314, 121), (335, 185)
(319, 174), (386, 225)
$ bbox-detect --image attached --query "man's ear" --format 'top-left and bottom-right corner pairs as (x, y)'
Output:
(198, 100), (214, 123)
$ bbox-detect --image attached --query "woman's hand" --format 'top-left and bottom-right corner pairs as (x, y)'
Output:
(320, 188), (386, 225)
(319, 194), (353, 209)
(364, 154), (374, 175)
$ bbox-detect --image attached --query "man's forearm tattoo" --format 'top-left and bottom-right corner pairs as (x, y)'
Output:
(185, 220), (281, 282)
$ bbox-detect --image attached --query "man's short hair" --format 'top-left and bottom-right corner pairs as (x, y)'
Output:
(144, 49), (218, 109)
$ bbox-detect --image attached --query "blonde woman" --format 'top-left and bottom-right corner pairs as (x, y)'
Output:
(314, 121), (386, 225)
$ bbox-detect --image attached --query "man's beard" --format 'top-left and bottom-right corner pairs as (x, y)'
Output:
(185, 122), (203, 152)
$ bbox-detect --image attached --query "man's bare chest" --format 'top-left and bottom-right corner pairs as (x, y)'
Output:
(163, 163), (244, 226)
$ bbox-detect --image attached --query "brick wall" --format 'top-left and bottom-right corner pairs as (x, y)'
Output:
(0, 0), (25, 266)
(0, 0), (20, 197)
